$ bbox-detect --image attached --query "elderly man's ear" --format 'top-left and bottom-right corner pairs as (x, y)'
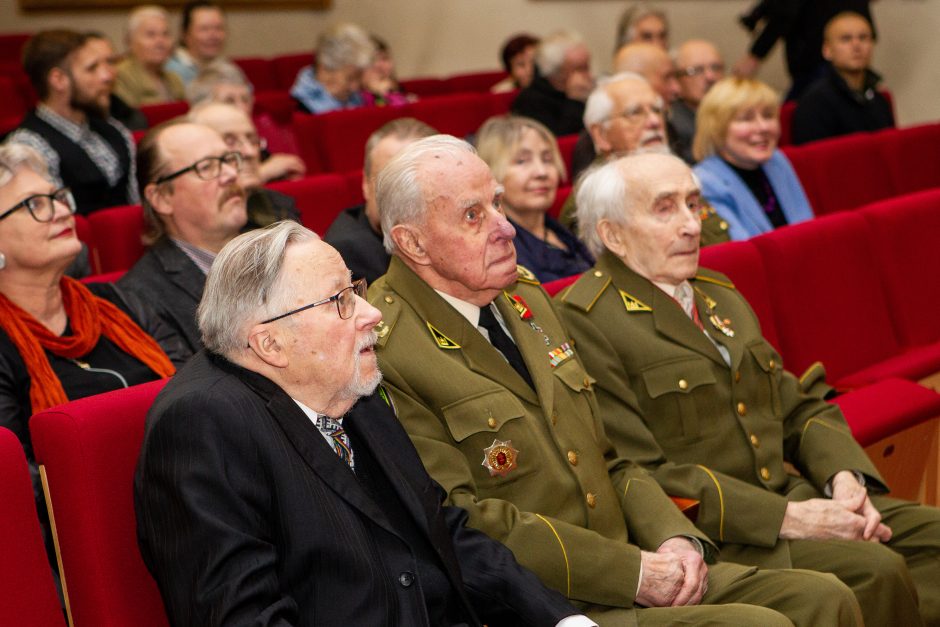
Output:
(247, 327), (289, 368)
(597, 219), (629, 259)
(589, 124), (613, 154)
(390, 225), (430, 265)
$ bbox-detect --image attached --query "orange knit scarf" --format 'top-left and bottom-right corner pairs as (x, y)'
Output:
(0, 277), (176, 414)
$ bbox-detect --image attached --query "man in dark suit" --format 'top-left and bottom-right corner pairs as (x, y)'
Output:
(324, 117), (435, 283)
(119, 120), (248, 357)
(135, 221), (592, 626)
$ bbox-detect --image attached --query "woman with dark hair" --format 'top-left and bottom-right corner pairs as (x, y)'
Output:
(492, 33), (539, 93)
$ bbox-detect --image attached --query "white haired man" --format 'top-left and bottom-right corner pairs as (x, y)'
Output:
(135, 220), (595, 626)
(558, 152), (940, 626)
(368, 134), (863, 625)
(291, 22), (375, 114)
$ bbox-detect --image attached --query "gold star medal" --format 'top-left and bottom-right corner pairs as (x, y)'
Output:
(481, 439), (519, 477)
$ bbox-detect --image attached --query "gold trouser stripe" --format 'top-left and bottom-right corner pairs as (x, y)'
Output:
(696, 464), (725, 541)
(535, 514), (571, 597)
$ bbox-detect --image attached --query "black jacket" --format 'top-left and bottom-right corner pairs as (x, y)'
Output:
(323, 204), (391, 283)
(512, 74), (585, 138)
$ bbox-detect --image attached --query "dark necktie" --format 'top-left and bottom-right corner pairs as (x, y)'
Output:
(315, 414), (355, 471)
(478, 304), (535, 389)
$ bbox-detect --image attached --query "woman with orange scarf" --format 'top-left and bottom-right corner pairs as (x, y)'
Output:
(0, 144), (180, 503)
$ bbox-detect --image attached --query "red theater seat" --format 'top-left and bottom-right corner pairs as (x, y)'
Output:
(556, 134), (579, 181)
(399, 77), (449, 98)
(487, 89), (518, 117)
(30, 380), (171, 627)
(778, 100), (796, 147)
(548, 185), (571, 219)
(272, 53), (312, 90)
(343, 169), (365, 206)
(86, 205), (146, 273)
(231, 56), (278, 93)
(411, 93), (490, 138)
(302, 106), (403, 172)
(880, 123), (940, 195)
(445, 70), (506, 93)
(0, 428), (67, 627)
(267, 174), (354, 235)
(139, 101), (189, 128)
(0, 33), (30, 65)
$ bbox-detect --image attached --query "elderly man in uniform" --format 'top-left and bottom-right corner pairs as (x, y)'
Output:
(368, 135), (862, 625)
(563, 73), (729, 247)
(558, 152), (940, 626)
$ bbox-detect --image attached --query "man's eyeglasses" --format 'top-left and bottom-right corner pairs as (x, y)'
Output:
(675, 63), (725, 78)
(261, 278), (368, 324)
(0, 187), (76, 223)
(608, 103), (664, 126)
(155, 151), (244, 184)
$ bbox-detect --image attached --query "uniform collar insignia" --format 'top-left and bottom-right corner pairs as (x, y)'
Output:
(426, 321), (461, 349)
(619, 289), (653, 313)
(516, 265), (540, 285)
(693, 286), (735, 337)
(375, 320), (390, 338)
(503, 291), (533, 319)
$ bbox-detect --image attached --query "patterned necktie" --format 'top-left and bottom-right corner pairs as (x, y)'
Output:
(315, 415), (355, 471)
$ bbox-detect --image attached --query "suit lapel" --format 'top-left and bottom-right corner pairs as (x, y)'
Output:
(155, 240), (208, 303)
(693, 283), (745, 372)
(496, 291), (555, 412)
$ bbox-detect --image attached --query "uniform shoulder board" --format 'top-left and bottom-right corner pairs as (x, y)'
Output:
(694, 268), (735, 290)
(516, 264), (541, 285)
(559, 270), (611, 312)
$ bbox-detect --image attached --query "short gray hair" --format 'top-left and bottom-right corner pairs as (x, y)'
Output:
(0, 142), (51, 188)
(127, 5), (169, 39)
(536, 30), (584, 79)
(316, 22), (375, 71)
(198, 221), (316, 356)
(187, 62), (251, 106)
(376, 134), (476, 254)
(615, 3), (668, 49)
(575, 158), (631, 258)
(363, 117), (436, 177)
(583, 71), (649, 128)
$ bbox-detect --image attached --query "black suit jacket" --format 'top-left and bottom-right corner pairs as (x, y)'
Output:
(323, 204), (391, 283)
(135, 351), (577, 627)
(118, 239), (205, 358)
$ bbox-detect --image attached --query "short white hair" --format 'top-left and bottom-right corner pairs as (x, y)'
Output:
(199, 221), (316, 356)
(583, 71), (650, 128)
(376, 134), (476, 254)
(575, 159), (631, 258)
(536, 30), (585, 79)
(127, 5), (169, 39)
(616, 3), (668, 49)
(0, 142), (51, 188)
(187, 62), (251, 106)
(316, 22), (375, 71)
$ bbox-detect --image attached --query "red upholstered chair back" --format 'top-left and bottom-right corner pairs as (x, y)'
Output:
(29, 379), (171, 627)
(272, 53), (313, 90)
(445, 70), (507, 93)
(267, 173), (354, 235)
(0, 428), (67, 627)
(398, 77), (449, 98)
(290, 112), (325, 173)
(880, 123), (940, 195)
(231, 56), (278, 93)
(139, 101), (189, 127)
(86, 204), (146, 273)
(751, 211), (899, 381)
(343, 169), (365, 206)
(307, 106), (403, 172)
(487, 89), (518, 117)
(556, 134), (579, 181)
(0, 75), (28, 134)
(548, 184), (571, 219)
(778, 100), (796, 147)
(698, 239), (781, 352)
(411, 92), (490, 138)
(0, 33), (31, 65)
(860, 188), (940, 348)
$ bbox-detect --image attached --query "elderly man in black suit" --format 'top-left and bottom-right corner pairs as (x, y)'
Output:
(118, 119), (248, 357)
(134, 221), (594, 626)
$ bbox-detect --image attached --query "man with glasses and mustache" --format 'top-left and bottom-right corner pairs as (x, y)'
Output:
(119, 120), (247, 358)
(8, 29), (139, 215)
(136, 220), (595, 626)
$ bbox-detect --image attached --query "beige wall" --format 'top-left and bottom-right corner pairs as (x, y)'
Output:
(2, 0), (936, 126)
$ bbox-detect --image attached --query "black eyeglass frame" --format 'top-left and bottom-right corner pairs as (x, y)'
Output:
(154, 151), (244, 185)
(0, 187), (76, 223)
(260, 278), (368, 325)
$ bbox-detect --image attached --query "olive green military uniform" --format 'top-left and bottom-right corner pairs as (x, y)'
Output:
(559, 251), (940, 626)
(370, 257), (863, 626)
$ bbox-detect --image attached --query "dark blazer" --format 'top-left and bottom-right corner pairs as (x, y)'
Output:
(135, 351), (577, 626)
(323, 204), (391, 284)
(118, 239), (205, 358)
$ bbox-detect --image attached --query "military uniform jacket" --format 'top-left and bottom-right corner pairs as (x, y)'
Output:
(558, 253), (884, 567)
(371, 257), (712, 616)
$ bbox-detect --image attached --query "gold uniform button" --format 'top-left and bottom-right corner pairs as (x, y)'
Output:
(551, 411), (558, 425)
(582, 377), (591, 388)
(768, 359), (776, 370)
(734, 370), (741, 383)
(487, 417), (497, 429)
(760, 467), (770, 481)
(678, 379), (688, 390)
(593, 270), (603, 277)
(585, 493), (597, 508)
(737, 402), (747, 416)
(383, 295), (394, 304)
(750, 434), (760, 448)
(567, 451), (578, 466)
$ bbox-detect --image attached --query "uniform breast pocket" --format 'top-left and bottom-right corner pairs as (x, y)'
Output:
(441, 389), (534, 487)
(640, 357), (717, 442)
(746, 341), (783, 418)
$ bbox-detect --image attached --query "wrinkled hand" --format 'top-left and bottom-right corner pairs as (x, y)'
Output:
(780, 486), (891, 542)
(260, 153), (306, 183)
(732, 54), (761, 78)
(830, 470), (892, 542)
(636, 538), (707, 607)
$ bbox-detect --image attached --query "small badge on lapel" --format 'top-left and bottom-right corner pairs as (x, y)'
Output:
(619, 290), (652, 313)
(504, 291), (533, 319)
(548, 342), (575, 368)
(426, 321), (461, 349)
(694, 286), (735, 337)
(482, 439), (519, 477)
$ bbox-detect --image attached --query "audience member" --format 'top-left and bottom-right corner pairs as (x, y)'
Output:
(492, 34), (539, 93)
(9, 29), (139, 214)
(291, 22), (375, 114)
(188, 65), (306, 183)
(792, 11), (893, 145)
(511, 31), (593, 137)
(324, 117), (435, 283)
(368, 134), (864, 625)
(136, 220), (592, 627)
(165, 1), (229, 86)
(672, 39), (726, 162)
(559, 151), (940, 627)
(613, 42), (683, 158)
(84, 32), (149, 131)
(732, 0), (875, 100)
(692, 78), (813, 240)
(115, 5), (186, 108)
(614, 3), (669, 51)
(361, 34), (412, 107)
(0, 142), (178, 514)
(188, 102), (299, 229)
(118, 121), (247, 356)
(476, 115), (592, 282)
